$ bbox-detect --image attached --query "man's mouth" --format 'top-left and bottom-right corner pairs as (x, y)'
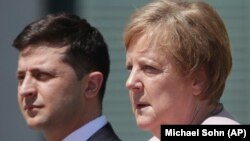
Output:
(24, 105), (43, 110)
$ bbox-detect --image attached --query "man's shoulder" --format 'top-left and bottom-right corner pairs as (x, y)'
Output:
(88, 122), (122, 141)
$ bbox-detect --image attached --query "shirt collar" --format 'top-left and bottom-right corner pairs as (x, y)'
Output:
(63, 115), (108, 141)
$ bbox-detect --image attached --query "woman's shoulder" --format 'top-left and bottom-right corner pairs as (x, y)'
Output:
(148, 136), (160, 141)
(202, 108), (240, 125)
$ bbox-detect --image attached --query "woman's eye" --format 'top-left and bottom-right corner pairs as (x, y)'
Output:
(142, 65), (160, 74)
(126, 65), (132, 73)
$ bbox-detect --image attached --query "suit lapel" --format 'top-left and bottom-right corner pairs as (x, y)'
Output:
(87, 122), (121, 141)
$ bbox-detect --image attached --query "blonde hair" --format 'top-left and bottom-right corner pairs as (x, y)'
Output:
(123, 0), (232, 102)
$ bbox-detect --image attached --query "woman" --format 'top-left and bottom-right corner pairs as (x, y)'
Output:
(123, 0), (239, 140)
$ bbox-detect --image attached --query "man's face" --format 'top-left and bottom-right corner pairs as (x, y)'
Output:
(16, 46), (86, 130)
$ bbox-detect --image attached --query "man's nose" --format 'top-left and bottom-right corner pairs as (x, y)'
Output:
(18, 74), (37, 97)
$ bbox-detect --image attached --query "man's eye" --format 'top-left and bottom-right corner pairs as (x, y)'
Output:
(17, 75), (25, 83)
(35, 72), (52, 81)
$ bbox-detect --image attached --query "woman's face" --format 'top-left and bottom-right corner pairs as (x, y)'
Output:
(125, 35), (197, 134)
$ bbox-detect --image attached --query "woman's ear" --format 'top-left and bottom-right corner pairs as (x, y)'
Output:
(84, 72), (103, 99)
(192, 65), (207, 96)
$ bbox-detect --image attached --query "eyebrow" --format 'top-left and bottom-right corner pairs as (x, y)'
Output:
(17, 67), (56, 75)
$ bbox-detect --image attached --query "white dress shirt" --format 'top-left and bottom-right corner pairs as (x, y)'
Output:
(63, 115), (108, 141)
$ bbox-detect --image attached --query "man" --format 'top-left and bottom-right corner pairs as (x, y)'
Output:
(13, 13), (121, 141)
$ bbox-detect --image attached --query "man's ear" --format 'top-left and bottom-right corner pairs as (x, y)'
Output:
(192, 65), (207, 96)
(84, 72), (103, 99)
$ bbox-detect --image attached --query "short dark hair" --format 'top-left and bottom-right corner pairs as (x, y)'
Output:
(12, 13), (110, 104)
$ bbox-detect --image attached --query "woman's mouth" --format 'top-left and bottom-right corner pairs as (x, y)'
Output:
(136, 103), (150, 109)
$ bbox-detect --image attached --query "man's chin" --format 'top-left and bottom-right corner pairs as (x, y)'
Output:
(25, 117), (43, 130)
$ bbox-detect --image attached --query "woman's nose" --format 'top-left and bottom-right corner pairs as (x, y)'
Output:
(126, 69), (143, 91)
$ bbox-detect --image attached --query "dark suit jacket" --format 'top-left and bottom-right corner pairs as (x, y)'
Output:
(87, 122), (122, 141)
